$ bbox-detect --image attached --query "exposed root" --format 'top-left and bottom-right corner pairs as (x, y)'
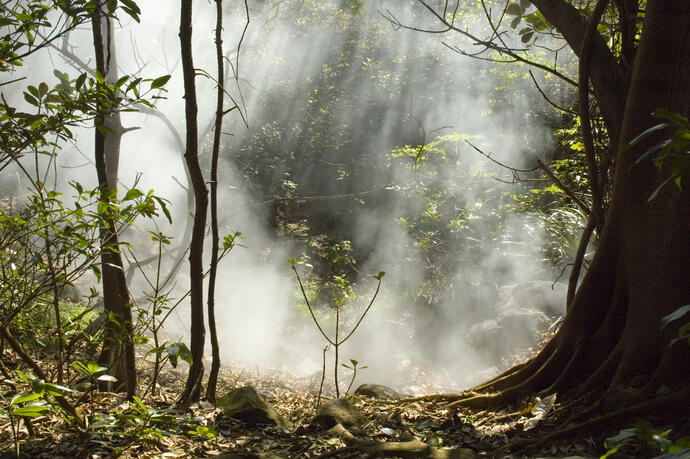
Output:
(447, 392), (507, 410)
(315, 438), (478, 458)
(501, 387), (690, 455)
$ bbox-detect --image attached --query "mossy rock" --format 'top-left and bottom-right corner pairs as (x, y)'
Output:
(217, 386), (291, 429)
(354, 383), (404, 400)
(312, 398), (368, 429)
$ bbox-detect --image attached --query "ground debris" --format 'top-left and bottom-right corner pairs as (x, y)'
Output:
(0, 364), (610, 458)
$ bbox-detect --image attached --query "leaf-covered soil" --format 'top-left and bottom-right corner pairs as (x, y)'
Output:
(3, 357), (653, 459)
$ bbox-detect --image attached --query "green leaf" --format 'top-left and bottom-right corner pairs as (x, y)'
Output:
(11, 392), (43, 406)
(75, 73), (87, 90)
(92, 265), (101, 282)
(636, 139), (672, 164)
(604, 428), (638, 450)
(167, 342), (193, 368)
(648, 173), (681, 201)
(520, 31), (534, 43)
(97, 374), (118, 383)
(150, 75), (171, 90)
(24, 92), (39, 106)
(13, 404), (50, 417)
(97, 200), (109, 215)
(72, 360), (90, 376)
(372, 271), (386, 280)
(123, 188), (144, 201)
(628, 123), (671, 151)
(506, 3), (523, 15)
(660, 305), (690, 329)
(38, 82), (48, 97)
(653, 109), (690, 129)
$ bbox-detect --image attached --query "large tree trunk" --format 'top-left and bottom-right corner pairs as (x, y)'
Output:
(178, 0), (208, 406)
(459, 0), (690, 414)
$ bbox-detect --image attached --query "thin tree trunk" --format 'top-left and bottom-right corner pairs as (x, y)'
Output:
(91, 7), (136, 397)
(178, 0), (208, 407)
(206, 0), (224, 403)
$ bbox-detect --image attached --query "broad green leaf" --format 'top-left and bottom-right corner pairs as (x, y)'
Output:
(661, 305), (690, 329)
(75, 73), (87, 90)
(520, 31), (534, 43)
(24, 92), (39, 106)
(150, 75), (171, 90)
(13, 404), (50, 417)
(653, 109), (690, 129)
(123, 188), (144, 201)
(11, 392), (43, 406)
(506, 3), (523, 15)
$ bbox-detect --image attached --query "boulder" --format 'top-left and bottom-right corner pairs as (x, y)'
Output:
(217, 386), (291, 429)
(510, 281), (567, 317)
(354, 383), (404, 400)
(496, 308), (552, 349)
(312, 398), (368, 429)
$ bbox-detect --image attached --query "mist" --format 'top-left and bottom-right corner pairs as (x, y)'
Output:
(2, 0), (576, 394)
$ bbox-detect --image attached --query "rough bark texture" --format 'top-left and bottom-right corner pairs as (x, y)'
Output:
(178, 0), (208, 406)
(457, 0), (690, 415)
(92, 7), (136, 397)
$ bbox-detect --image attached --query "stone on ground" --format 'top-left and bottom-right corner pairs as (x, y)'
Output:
(217, 386), (291, 429)
(312, 398), (368, 429)
(354, 383), (404, 400)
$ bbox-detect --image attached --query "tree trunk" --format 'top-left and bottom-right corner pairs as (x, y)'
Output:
(205, 0), (224, 404)
(460, 0), (690, 413)
(178, 0), (208, 407)
(91, 7), (136, 397)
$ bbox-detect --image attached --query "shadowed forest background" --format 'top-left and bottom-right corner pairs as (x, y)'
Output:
(0, 0), (688, 458)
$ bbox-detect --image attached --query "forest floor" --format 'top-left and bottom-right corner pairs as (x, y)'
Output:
(2, 356), (651, 459)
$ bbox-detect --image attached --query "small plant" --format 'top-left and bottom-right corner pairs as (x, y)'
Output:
(1, 371), (75, 457)
(187, 424), (216, 442)
(2, 390), (49, 457)
(632, 109), (690, 201)
(342, 358), (368, 396)
(601, 421), (690, 458)
(288, 257), (384, 398)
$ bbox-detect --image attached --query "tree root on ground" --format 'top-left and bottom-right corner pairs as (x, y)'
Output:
(315, 438), (478, 458)
(316, 423), (478, 458)
(498, 386), (690, 455)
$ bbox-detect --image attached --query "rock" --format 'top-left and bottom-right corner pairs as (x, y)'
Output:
(312, 398), (368, 429)
(217, 386), (291, 429)
(510, 281), (567, 317)
(496, 308), (552, 349)
(354, 383), (404, 400)
(59, 283), (81, 303)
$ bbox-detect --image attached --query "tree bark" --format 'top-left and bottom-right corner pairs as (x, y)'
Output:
(529, 0), (629, 147)
(91, 6), (136, 398)
(458, 0), (690, 413)
(178, 0), (208, 407)
(206, 0), (224, 404)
